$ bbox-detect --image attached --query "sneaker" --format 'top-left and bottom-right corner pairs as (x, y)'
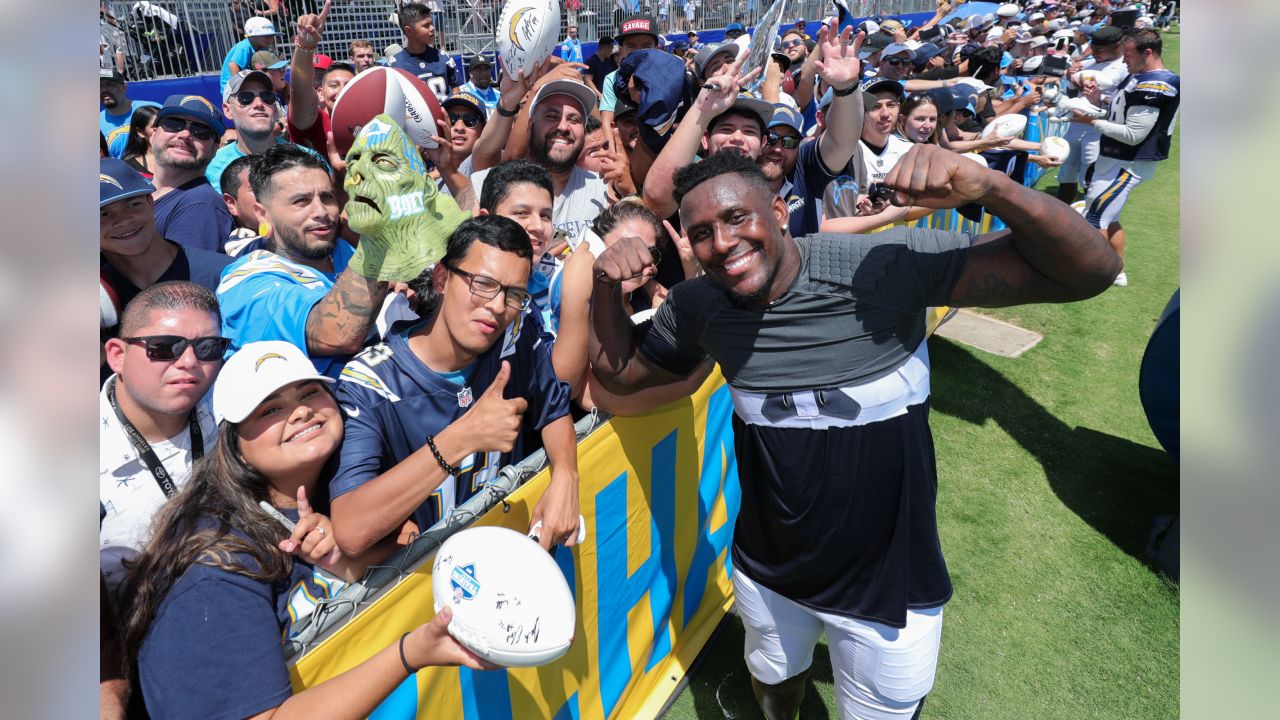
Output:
(1112, 271), (1128, 287)
(1071, 200), (1087, 215)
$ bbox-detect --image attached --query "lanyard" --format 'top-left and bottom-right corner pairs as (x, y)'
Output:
(106, 376), (203, 498)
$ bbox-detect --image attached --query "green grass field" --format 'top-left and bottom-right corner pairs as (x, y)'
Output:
(665, 36), (1181, 720)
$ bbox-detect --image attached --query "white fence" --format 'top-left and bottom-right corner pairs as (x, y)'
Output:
(103, 0), (939, 80)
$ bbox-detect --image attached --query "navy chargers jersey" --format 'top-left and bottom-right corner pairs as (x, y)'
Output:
(390, 47), (458, 101)
(1100, 68), (1180, 162)
(330, 310), (570, 532)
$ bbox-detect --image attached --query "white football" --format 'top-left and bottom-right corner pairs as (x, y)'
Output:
(1040, 135), (1071, 162)
(432, 526), (576, 667)
(495, 0), (561, 77)
(390, 69), (445, 150)
(981, 113), (1028, 139)
(1058, 96), (1107, 118)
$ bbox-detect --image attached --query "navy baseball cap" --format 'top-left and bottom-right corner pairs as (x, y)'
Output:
(100, 157), (155, 207)
(156, 94), (226, 137)
(913, 42), (944, 69)
(860, 76), (905, 99)
(949, 84), (977, 115)
(725, 22), (746, 33)
(768, 103), (804, 133)
(928, 88), (956, 115)
(442, 88), (488, 120)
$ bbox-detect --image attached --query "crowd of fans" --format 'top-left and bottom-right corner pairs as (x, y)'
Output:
(100, 1), (1178, 717)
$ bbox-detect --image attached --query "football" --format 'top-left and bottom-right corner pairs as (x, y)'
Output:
(432, 526), (576, 668)
(495, 0), (561, 78)
(1040, 135), (1071, 162)
(390, 69), (445, 150)
(331, 66), (407, 156)
(981, 113), (1028, 139)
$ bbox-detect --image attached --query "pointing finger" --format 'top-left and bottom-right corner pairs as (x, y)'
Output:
(296, 485), (313, 519)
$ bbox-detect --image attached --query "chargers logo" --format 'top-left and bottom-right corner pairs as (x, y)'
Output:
(451, 563), (480, 602)
(99, 174), (123, 190)
(508, 7), (539, 51)
(254, 352), (286, 371)
(179, 95), (216, 113)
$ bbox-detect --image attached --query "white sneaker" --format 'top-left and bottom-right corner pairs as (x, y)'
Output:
(1071, 200), (1087, 215)
(1112, 271), (1128, 287)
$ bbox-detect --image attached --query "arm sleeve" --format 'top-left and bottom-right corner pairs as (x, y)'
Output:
(635, 282), (711, 376)
(137, 573), (291, 720)
(1093, 104), (1159, 146)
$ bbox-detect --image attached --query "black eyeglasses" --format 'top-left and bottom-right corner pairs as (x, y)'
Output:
(156, 116), (216, 141)
(232, 90), (279, 107)
(448, 112), (482, 129)
(780, 39), (805, 49)
(765, 132), (801, 149)
(883, 56), (913, 67)
(123, 335), (230, 361)
(446, 266), (532, 311)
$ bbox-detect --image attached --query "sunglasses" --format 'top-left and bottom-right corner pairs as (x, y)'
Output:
(232, 90), (279, 107)
(765, 132), (801, 149)
(780, 39), (805, 50)
(883, 56), (913, 67)
(123, 335), (230, 361)
(156, 116), (216, 141)
(446, 266), (532, 311)
(448, 112), (482, 128)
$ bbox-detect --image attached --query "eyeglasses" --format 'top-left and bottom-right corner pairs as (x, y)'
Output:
(156, 116), (216, 141)
(446, 266), (532, 311)
(232, 90), (279, 107)
(448, 112), (482, 129)
(883, 56), (913, 67)
(765, 132), (801, 149)
(780, 39), (805, 49)
(122, 335), (229, 361)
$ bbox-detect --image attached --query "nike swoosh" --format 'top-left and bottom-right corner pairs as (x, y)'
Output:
(342, 405), (360, 418)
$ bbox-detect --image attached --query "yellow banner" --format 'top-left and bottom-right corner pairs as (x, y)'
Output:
(289, 369), (741, 719)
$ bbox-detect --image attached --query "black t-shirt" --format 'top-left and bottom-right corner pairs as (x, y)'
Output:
(586, 54), (618, 92)
(101, 240), (232, 313)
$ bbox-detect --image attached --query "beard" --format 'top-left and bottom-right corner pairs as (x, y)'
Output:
(272, 222), (336, 261)
(101, 93), (119, 109)
(531, 131), (583, 174)
(154, 143), (207, 171)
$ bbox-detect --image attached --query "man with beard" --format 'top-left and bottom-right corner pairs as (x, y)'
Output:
(589, 146), (1121, 720)
(148, 95), (235, 254)
(470, 79), (607, 248)
(205, 70), (326, 193)
(100, 69), (160, 159)
(645, 19), (864, 224)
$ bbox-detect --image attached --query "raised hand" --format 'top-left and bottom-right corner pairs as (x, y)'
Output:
(295, 0), (331, 51)
(592, 232), (661, 286)
(498, 57), (553, 112)
(882, 143), (998, 209)
(814, 20), (864, 93)
(453, 361), (528, 454)
(423, 117), (460, 174)
(662, 218), (700, 280)
(598, 125), (635, 196)
(696, 50), (762, 116)
(278, 485), (342, 570)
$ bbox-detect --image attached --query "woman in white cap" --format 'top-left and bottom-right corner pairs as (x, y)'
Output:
(117, 340), (488, 719)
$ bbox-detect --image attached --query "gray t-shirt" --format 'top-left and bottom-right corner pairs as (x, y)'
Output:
(639, 229), (973, 393)
(470, 164), (609, 249)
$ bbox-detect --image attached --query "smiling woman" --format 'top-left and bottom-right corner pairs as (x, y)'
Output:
(116, 340), (490, 719)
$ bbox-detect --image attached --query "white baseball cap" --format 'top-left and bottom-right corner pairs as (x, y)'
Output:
(244, 17), (277, 37)
(530, 79), (598, 117)
(881, 43), (913, 59)
(213, 341), (333, 425)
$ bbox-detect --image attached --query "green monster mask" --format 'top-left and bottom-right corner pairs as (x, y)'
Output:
(344, 114), (468, 281)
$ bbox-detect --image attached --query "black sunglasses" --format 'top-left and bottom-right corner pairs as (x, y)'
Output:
(765, 132), (801, 149)
(883, 56), (913, 67)
(123, 335), (230, 361)
(448, 111), (482, 129)
(156, 116), (216, 141)
(232, 90), (279, 107)
(446, 266), (532, 311)
(780, 38), (805, 49)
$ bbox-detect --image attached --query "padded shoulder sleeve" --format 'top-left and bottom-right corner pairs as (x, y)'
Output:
(804, 228), (973, 312)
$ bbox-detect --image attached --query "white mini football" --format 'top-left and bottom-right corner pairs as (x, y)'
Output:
(432, 526), (576, 667)
(1058, 96), (1107, 118)
(981, 113), (1028, 139)
(1040, 135), (1071, 162)
(496, 0), (561, 77)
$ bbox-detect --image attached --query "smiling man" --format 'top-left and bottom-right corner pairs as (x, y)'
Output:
(148, 95), (234, 253)
(330, 214), (581, 556)
(590, 147), (1121, 718)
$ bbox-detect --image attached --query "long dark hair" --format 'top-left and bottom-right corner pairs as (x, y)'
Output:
(122, 105), (158, 162)
(116, 422), (294, 680)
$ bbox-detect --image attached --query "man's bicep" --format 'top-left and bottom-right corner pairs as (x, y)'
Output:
(632, 317), (706, 387)
(948, 232), (1073, 308)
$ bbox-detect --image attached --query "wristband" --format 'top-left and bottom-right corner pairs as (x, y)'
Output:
(399, 632), (416, 675)
(832, 83), (858, 97)
(425, 435), (461, 477)
(294, 44), (316, 55)
(496, 102), (520, 118)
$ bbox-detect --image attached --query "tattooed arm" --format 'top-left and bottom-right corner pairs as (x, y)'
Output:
(305, 268), (389, 355)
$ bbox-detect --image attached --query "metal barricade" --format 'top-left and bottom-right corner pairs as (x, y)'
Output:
(106, 0), (940, 82)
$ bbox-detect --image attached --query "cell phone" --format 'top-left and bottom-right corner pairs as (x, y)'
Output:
(1054, 36), (1070, 53)
(866, 183), (895, 204)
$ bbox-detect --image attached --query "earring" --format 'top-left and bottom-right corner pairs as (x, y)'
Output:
(257, 221), (271, 238)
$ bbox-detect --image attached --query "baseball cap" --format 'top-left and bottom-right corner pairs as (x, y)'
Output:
(1028, 12), (1046, 23)
(1076, 24), (1095, 38)
(913, 43), (944, 69)
(618, 14), (659, 42)
(1109, 8), (1140, 28)
(860, 76), (905, 99)
(212, 341), (333, 425)
(694, 42), (741, 81)
(949, 84), (977, 115)
(250, 50), (289, 70)
(767, 103), (803, 133)
(100, 157), (155, 208)
(223, 69), (274, 102)
(880, 19), (909, 35)
(856, 20), (881, 35)
(1051, 28), (1074, 40)
(442, 87), (488, 120)
(985, 26), (1005, 43)
(1027, 35), (1050, 49)
(530, 78), (598, 117)
(725, 22), (746, 34)
(713, 92), (773, 129)
(100, 67), (126, 85)
(244, 16), (276, 37)
(312, 53), (334, 71)
(155, 94), (226, 137)
(468, 54), (493, 68)
(881, 42), (913, 59)
(858, 32), (894, 60)
(1091, 25), (1123, 46)
(928, 87), (956, 115)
